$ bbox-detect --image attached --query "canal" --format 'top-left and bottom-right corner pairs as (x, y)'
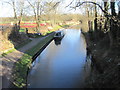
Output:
(27, 29), (91, 88)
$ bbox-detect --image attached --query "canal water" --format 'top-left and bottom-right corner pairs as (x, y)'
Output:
(27, 29), (91, 88)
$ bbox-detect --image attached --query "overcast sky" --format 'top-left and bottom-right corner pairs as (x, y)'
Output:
(0, 0), (119, 17)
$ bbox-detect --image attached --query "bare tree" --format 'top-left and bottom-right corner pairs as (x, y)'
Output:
(5, 0), (17, 20)
(44, 0), (60, 26)
(72, 1), (109, 16)
(4, 0), (26, 24)
(18, 0), (25, 22)
(70, 0), (119, 47)
(27, 0), (45, 32)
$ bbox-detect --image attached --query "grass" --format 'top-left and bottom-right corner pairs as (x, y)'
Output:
(46, 31), (53, 34)
(53, 24), (70, 30)
(53, 25), (62, 30)
(12, 54), (32, 88)
(61, 25), (70, 28)
(1, 48), (16, 57)
(15, 39), (32, 49)
(12, 33), (54, 88)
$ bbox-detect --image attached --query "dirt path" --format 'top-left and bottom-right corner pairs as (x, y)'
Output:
(0, 35), (49, 89)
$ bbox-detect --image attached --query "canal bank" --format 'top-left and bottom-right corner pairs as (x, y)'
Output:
(1, 32), (55, 88)
(82, 31), (120, 88)
(12, 32), (55, 88)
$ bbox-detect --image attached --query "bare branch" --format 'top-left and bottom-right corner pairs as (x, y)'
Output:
(74, 1), (109, 16)
(45, 1), (60, 12)
(53, 2), (60, 9)
(4, 1), (12, 6)
(65, 0), (74, 8)
(27, 0), (37, 19)
(27, 0), (35, 9)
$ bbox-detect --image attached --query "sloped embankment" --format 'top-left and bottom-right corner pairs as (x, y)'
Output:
(84, 33), (120, 88)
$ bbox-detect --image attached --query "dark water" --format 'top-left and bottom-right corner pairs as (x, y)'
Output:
(27, 29), (90, 88)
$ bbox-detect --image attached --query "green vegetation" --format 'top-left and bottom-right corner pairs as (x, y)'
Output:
(13, 54), (32, 88)
(12, 33), (54, 88)
(53, 25), (62, 30)
(46, 30), (53, 34)
(61, 25), (70, 28)
(15, 39), (32, 49)
(52, 24), (70, 31)
(41, 31), (53, 36)
(19, 29), (25, 32)
(1, 48), (16, 57)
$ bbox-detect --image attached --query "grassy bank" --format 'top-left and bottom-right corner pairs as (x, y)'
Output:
(1, 48), (16, 57)
(12, 54), (32, 88)
(12, 33), (55, 88)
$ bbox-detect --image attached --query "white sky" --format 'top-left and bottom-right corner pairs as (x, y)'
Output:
(0, 0), (119, 17)
(0, 0), (12, 17)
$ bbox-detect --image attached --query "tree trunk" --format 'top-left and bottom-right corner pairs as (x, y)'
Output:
(36, 1), (41, 33)
(12, 1), (19, 35)
(19, 2), (24, 26)
(110, 1), (116, 16)
(104, 1), (114, 48)
(110, 0), (117, 47)
(12, 1), (17, 20)
(94, 4), (97, 31)
(104, 1), (108, 16)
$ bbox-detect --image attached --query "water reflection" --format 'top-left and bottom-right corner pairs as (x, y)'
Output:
(27, 29), (89, 88)
(54, 39), (62, 45)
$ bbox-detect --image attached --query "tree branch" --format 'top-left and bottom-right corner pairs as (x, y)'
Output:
(27, 0), (35, 9)
(4, 1), (12, 6)
(27, 0), (37, 19)
(53, 2), (60, 9)
(74, 1), (109, 16)
(65, 0), (74, 8)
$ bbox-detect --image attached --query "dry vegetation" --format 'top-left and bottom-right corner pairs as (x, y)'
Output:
(0, 25), (30, 56)
(0, 27), (14, 54)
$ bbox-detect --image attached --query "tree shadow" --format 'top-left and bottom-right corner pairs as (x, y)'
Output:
(8, 24), (30, 49)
